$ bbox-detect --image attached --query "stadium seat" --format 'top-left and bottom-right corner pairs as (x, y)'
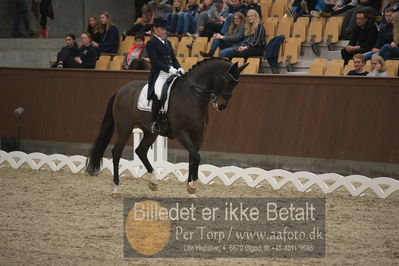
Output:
(243, 58), (260, 74)
(231, 57), (244, 66)
(309, 58), (327, 75)
(185, 57), (198, 65)
(270, 2), (285, 18)
(385, 60), (399, 76)
(176, 41), (190, 57)
(283, 38), (300, 71)
(109, 59), (123, 70)
(260, 2), (270, 17)
(168, 36), (179, 53)
(95, 59), (109, 70)
(263, 17), (278, 43)
(325, 63), (342, 76)
(324, 17), (342, 50)
(307, 20), (323, 56)
(191, 39), (207, 58)
(119, 36), (134, 55)
(296, 16), (310, 27)
(98, 55), (111, 65)
(276, 18), (293, 39)
(144, 36), (151, 43)
(364, 60), (372, 72)
(292, 20), (308, 43)
(113, 55), (125, 63)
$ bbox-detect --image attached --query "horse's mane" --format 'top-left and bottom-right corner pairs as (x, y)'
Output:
(188, 57), (231, 74)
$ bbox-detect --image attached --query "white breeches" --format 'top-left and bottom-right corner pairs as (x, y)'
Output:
(154, 70), (172, 99)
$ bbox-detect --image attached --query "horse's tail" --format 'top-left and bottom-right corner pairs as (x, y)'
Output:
(86, 93), (116, 176)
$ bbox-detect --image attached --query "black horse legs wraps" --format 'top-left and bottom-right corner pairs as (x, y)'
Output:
(150, 95), (161, 134)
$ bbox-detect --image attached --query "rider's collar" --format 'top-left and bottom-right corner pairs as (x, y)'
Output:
(154, 34), (165, 44)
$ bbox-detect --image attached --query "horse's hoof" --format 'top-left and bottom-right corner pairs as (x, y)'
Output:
(187, 182), (196, 194)
(148, 181), (158, 191)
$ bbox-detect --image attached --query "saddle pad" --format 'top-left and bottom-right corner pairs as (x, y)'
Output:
(137, 77), (177, 112)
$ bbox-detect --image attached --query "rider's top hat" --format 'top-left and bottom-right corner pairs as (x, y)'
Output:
(152, 17), (167, 28)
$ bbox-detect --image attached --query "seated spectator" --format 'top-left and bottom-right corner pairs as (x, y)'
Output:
(341, 11), (378, 65)
(363, 8), (394, 60)
(380, 0), (399, 26)
(200, 0), (229, 38)
(174, 0), (198, 35)
(367, 55), (389, 76)
(200, 12), (246, 57)
(224, 9), (265, 58)
(244, 0), (262, 18)
(148, 0), (173, 19)
(166, 0), (184, 33)
(196, 0), (216, 36)
(379, 12), (399, 60)
(124, 5), (155, 39)
(122, 34), (150, 70)
(347, 53), (368, 75)
(219, 0), (247, 35)
(50, 33), (80, 68)
(13, 0), (35, 38)
(86, 15), (102, 44)
(339, 0), (381, 39)
(58, 33), (98, 69)
(93, 12), (120, 54)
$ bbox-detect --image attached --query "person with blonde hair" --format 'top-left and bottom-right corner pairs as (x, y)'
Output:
(347, 53), (368, 75)
(200, 12), (246, 57)
(92, 12), (119, 54)
(378, 12), (399, 61)
(367, 56), (388, 77)
(229, 9), (265, 59)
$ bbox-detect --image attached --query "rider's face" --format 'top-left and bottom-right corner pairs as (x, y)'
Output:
(153, 26), (166, 39)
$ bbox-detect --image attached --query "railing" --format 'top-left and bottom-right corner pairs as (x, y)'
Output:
(1, 150), (398, 199)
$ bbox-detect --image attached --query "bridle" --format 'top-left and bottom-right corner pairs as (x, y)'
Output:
(177, 63), (239, 103)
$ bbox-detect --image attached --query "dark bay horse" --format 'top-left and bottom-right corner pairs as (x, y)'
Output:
(86, 58), (248, 196)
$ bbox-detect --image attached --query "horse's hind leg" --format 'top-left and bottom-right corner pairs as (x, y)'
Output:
(111, 127), (132, 197)
(134, 130), (158, 190)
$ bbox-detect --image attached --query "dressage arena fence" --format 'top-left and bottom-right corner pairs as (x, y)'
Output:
(1, 149), (398, 199)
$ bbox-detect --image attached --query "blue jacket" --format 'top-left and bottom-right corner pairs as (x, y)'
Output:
(98, 25), (119, 54)
(146, 36), (181, 100)
(265, 35), (285, 67)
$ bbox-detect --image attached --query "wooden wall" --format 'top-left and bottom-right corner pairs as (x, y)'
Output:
(0, 67), (398, 164)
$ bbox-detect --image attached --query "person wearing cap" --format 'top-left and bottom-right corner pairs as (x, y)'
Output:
(146, 17), (184, 134)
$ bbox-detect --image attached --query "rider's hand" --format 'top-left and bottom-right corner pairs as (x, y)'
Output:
(169, 67), (178, 75)
(177, 68), (185, 75)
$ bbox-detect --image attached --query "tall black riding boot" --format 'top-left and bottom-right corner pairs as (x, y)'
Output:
(150, 96), (161, 134)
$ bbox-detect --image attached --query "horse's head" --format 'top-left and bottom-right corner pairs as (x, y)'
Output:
(210, 61), (248, 111)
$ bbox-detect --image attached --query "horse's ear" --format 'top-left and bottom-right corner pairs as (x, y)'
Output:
(237, 63), (249, 73)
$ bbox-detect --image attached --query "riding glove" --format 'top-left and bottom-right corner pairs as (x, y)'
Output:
(169, 67), (178, 75)
(177, 68), (185, 75)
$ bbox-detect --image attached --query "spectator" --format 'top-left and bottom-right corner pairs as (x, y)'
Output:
(199, 0), (229, 38)
(86, 15), (102, 44)
(122, 34), (150, 70)
(290, 0), (318, 18)
(13, 0), (35, 38)
(220, 0), (247, 36)
(366, 55), (389, 76)
(339, 0), (381, 39)
(51, 33), (80, 68)
(93, 12), (120, 54)
(226, 9), (265, 58)
(196, 0), (215, 35)
(378, 12), (399, 60)
(363, 8), (394, 60)
(148, 0), (173, 19)
(39, 0), (54, 38)
(166, 0), (184, 33)
(200, 11), (246, 57)
(244, 0), (262, 18)
(341, 12), (378, 65)
(347, 53), (368, 75)
(62, 33), (98, 69)
(174, 0), (198, 35)
(124, 5), (155, 39)
(380, 0), (399, 26)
